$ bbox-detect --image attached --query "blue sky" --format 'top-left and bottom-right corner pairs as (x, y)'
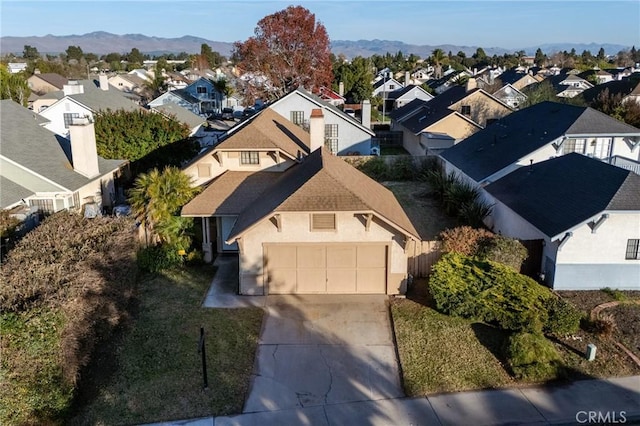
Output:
(1, 1), (638, 49)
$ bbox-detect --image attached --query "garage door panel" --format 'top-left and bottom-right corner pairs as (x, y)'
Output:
(357, 245), (386, 268)
(327, 268), (357, 293)
(297, 269), (327, 293)
(268, 269), (297, 294)
(327, 246), (357, 268)
(297, 246), (326, 268)
(356, 268), (386, 293)
(267, 245), (297, 268)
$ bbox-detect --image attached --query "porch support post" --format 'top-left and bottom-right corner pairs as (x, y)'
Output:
(202, 217), (213, 263)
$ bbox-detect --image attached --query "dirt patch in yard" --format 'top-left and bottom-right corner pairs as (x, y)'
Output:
(384, 181), (458, 240)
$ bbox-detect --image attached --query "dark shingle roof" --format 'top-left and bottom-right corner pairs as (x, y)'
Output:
(0, 176), (34, 209)
(440, 101), (640, 181)
(389, 98), (430, 121)
(580, 79), (639, 104)
(153, 103), (206, 129)
(485, 153), (640, 238)
(224, 147), (419, 240)
(0, 99), (126, 193)
(386, 85), (429, 100)
(496, 69), (529, 85)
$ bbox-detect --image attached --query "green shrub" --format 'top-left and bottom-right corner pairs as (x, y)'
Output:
(429, 253), (551, 332)
(137, 244), (184, 273)
(356, 156), (389, 181)
(439, 226), (494, 256)
(443, 179), (479, 216)
(601, 287), (627, 301)
(505, 332), (562, 381)
(544, 297), (583, 335)
(478, 235), (528, 271)
(388, 156), (417, 180)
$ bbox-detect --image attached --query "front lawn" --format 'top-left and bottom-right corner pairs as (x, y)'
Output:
(69, 265), (263, 425)
(392, 281), (640, 397)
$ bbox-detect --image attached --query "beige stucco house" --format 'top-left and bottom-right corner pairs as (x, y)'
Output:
(182, 108), (419, 295)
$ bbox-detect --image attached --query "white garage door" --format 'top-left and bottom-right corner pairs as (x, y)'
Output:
(264, 244), (387, 294)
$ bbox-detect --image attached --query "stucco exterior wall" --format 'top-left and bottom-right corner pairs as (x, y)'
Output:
(429, 115), (480, 141)
(237, 211), (409, 295)
(183, 150), (297, 186)
(27, 77), (59, 94)
(450, 91), (512, 127)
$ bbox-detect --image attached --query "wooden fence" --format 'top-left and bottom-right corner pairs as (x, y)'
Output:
(407, 240), (442, 278)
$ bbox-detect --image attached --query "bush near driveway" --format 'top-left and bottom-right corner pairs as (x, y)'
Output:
(0, 212), (137, 425)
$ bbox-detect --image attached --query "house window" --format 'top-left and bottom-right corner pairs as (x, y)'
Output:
(311, 213), (336, 231)
(625, 239), (640, 260)
(591, 138), (612, 159)
(563, 138), (586, 154)
(389, 84), (395, 90)
(240, 151), (259, 165)
(29, 198), (54, 214)
(63, 112), (80, 128)
(325, 124), (338, 154)
(461, 105), (471, 116)
(290, 111), (305, 126)
(196, 86), (207, 94)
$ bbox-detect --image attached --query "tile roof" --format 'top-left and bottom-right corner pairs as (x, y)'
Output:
(440, 101), (640, 182)
(214, 107), (310, 158)
(153, 103), (206, 129)
(0, 99), (126, 193)
(485, 153), (640, 238)
(227, 147), (420, 240)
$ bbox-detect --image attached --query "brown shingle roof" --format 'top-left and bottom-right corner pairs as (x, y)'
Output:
(227, 148), (420, 240)
(181, 171), (282, 216)
(215, 108), (310, 158)
(33, 73), (68, 89)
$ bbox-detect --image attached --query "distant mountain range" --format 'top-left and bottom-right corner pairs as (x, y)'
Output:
(0, 31), (632, 59)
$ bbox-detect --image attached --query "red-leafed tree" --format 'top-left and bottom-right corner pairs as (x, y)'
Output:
(233, 6), (333, 102)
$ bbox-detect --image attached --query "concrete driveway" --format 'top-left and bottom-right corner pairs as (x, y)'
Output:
(243, 295), (404, 413)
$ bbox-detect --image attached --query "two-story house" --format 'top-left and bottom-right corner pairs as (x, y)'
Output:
(181, 107), (419, 295)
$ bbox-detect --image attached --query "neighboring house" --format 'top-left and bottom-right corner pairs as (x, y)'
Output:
(267, 88), (375, 155)
(440, 101), (640, 190)
(318, 86), (346, 107)
(549, 73), (594, 98)
(580, 69), (614, 84)
(389, 83), (512, 156)
(492, 83), (527, 109)
(181, 107), (419, 295)
(38, 76), (142, 137)
(7, 62), (27, 74)
(27, 73), (68, 94)
(128, 68), (152, 82)
(166, 72), (191, 91)
(580, 79), (640, 106)
(385, 85), (434, 110)
(425, 69), (472, 95)
(484, 153), (640, 290)
(0, 99), (126, 214)
(372, 77), (403, 97)
(182, 77), (223, 115)
(150, 103), (219, 146)
(108, 73), (147, 94)
(147, 89), (202, 115)
(494, 68), (540, 91)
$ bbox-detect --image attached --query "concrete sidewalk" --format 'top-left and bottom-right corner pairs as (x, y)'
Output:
(201, 255), (265, 308)
(149, 375), (639, 425)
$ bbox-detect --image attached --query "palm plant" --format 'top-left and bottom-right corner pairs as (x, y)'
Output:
(128, 167), (200, 246)
(431, 49), (446, 79)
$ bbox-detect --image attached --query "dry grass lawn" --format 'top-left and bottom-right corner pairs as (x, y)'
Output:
(68, 265), (263, 425)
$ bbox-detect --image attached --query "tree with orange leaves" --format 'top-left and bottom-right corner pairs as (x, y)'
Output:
(233, 5), (333, 102)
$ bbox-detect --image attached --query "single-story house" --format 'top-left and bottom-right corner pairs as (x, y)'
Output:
(485, 153), (640, 290)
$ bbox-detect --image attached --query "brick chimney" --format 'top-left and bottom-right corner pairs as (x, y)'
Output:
(361, 99), (371, 129)
(99, 74), (109, 91)
(309, 109), (325, 152)
(68, 117), (100, 178)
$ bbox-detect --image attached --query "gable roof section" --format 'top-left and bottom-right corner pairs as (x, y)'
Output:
(31, 73), (68, 89)
(386, 85), (433, 100)
(373, 77), (402, 90)
(388, 98), (430, 122)
(214, 107), (310, 158)
(57, 79), (141, 112)
(580, 79), (639, 104)
(0, 99), (126, 193)
(153, 103), (206, 129)
(227, 147), (420, 241)
(485, 153), (640, 238)
(440, 101), (640, 182)
(0, 176), (34, 209)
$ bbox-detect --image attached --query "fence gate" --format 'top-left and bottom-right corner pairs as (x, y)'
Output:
(407, 240), (442, 278)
